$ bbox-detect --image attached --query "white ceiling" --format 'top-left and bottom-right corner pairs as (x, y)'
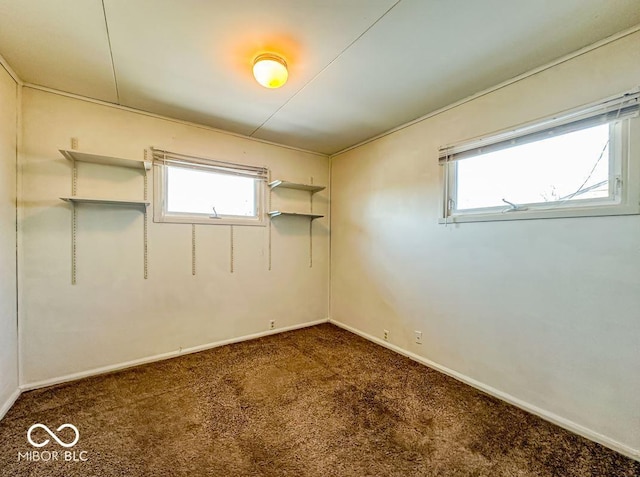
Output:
(1, 0), (639, 155)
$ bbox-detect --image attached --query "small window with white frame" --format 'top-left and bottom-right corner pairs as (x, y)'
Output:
(152, 148), (267, 226)
(439, 90), (640, 223)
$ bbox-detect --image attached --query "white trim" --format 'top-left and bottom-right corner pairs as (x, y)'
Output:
(20, 318), (328, 392)
(328, 156), (334, 321)
(14, 69), (23, 399)
(329, 319), (640, 461)
(153, 157), (267, 227)
(0, 53), (23, 85)
(153, 214), (267, 227)
(16, 83), (25, 388)
(21, 83), (328, 159)
(438, 204), (640, 224)
(331, 23), (640, 158)
(440, 110), (640, 223)
(0, 388), (21, 421)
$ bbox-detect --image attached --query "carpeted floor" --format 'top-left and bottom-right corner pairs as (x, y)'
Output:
(1, 324), (638, 476)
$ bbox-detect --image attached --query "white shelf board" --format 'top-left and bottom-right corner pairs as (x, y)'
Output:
(60, 196), (150, 208)
(268, 210), (324, 220)
(269, 180), (325, 193)
(60, 150), (151, 170)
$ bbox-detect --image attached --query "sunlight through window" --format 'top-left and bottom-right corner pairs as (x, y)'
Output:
(438, 91), (640, 222)
(167, 166), (256, 217)
(456, 124), (610, 210)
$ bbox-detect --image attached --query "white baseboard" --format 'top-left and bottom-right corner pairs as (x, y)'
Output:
(21, 318), (329, 392)
(329, 319), (639, 461)
(16, 317), (637, 461)
(0, 388), (21, 421)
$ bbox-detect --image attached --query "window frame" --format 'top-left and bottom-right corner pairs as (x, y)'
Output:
(439, 93), (640, 224)
(153, 156), (267, 227)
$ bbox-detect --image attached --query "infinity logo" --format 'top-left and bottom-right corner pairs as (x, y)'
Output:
(27, 424), (80, 448)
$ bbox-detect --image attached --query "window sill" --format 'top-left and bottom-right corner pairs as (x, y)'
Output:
(439, 203), (640, 224)
(154, 215), (266, 226)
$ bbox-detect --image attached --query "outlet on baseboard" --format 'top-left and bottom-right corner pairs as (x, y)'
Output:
(415, 330), (423, 344)
(269, 320), (276, 330)
(383, 329), (389, 341)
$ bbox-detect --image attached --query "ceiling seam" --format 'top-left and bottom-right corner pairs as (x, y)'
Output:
(101, 0), (120, 104)
(247, 0), (403, 138)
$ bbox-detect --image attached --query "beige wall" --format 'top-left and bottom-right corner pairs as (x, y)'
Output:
(5, 21), (639, 460)
(331, 31), (640, 456)
(20, 88), (329, 385)
(0, 64), (18, 415)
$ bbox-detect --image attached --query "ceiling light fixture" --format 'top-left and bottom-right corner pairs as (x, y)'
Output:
(253, 54), (288, 89)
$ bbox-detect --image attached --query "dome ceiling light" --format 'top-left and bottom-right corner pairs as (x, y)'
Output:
(253, 54), (288, 89)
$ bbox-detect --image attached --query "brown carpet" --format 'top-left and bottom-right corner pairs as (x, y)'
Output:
(0, 324), (638, 476)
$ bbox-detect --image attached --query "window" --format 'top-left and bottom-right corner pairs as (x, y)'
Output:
(153, 149), (267, 225)
(439, 90), (640, 223)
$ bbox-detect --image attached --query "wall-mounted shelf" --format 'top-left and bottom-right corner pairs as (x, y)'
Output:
(268, 176), (325, 269)
(268, 210), (324, 220)
(61, 196), (150, 209)
(62, 145), (151, 284)
(60, 150), (151, 171)
(269, 180), (325, 193)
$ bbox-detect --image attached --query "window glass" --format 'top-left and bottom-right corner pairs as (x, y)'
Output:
(439, 92), (640, 222)
(153, 155), (266, 226)
(455, 124), (610, 210)
(166, 166), (256, 217)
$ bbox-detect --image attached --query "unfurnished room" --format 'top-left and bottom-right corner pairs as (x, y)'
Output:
(0, 1), (639, 476)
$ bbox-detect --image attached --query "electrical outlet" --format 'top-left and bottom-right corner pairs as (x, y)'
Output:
(383, 329), (389, 341)
(269, 320), (275, 330)
(415, 331), (423, 344)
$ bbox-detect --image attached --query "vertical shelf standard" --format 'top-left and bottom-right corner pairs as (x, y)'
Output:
(60, 149), (150, 283)
(268, 178), (326, 267)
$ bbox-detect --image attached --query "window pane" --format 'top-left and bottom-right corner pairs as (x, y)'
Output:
(455, 124), (610, 210)
(167, 166), (256, 216)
